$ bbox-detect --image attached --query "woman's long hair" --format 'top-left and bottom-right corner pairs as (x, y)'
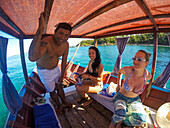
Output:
(89, 46), (101, 72)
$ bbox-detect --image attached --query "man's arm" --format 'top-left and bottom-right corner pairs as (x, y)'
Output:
(28, 12), (47, 62)
(59, 43), (69, 85)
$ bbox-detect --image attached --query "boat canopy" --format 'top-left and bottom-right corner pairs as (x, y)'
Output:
(0, 0), (170, 39)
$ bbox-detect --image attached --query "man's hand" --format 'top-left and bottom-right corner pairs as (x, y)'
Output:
(39, 12), (45, 32)
(58, 76), (62, 85)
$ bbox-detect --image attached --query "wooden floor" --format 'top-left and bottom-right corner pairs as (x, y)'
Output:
(53, 91), (113, 128)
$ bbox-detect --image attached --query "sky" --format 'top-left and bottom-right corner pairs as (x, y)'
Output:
(0, 31), (89, 57)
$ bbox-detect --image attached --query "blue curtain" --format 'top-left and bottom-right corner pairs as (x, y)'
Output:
(152, 62), (170, 88)
(112, 37), (129, 76)
(0, 36), (23, 116)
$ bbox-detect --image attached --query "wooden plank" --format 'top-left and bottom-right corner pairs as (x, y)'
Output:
(57, 93), (83, 128)
(16, 107), (28, 126)
(7, 120), (30, 128)
(167, 93), (170, 102)
(72, 0), (133, 30)
(144, 96), (166, 110)
(50, 100), (71, 128)
(84, 103), (111, 128)
(72, 93), (103, 128)
(29, 72), (46, 93)
(15, 98), (34, 127)
(149, 88), (168, 101)
(66, 95), (90, 128)
(64, 77), (76, 84)
(64, 107), (83, 128)
(71, 64), (77, 72)
(77, 66), (86, 74)
(91, 100), (113, 121)
(22, 91), (34, 107)
(63, 78), (71, 86)
(57, 114), (71, 128)
(71, 63), (80, 77)
(22, 100), (33, 110)
(24, 85), (42, 98)
(108, 76), (117, 84)
(29, 78), (46, 94)
(26, 109), (34, 128)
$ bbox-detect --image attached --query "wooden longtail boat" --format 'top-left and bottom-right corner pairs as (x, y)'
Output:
(0, 0), (170, 128)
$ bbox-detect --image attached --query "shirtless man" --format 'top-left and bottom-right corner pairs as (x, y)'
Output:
(28, 12), (72, 113)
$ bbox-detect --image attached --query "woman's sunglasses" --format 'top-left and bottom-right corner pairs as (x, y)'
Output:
(132, 57), (146, 62)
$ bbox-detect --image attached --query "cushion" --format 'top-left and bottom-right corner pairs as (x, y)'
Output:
(33, 104), (59, 128)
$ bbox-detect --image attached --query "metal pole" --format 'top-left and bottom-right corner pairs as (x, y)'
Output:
(19, 38), (30, 86)
(94, 37), (97, 47)
(146, 28), (158, 98)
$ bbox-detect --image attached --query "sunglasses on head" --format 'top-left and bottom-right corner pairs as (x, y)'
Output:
(132, 57), (146, 62)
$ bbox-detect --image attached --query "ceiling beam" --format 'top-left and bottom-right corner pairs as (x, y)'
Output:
(135, 0), (158, 31)
(154, 13), (170, 18)
(0, 21), (20, 38)
(22, 26), (170, 39)
(81, 14), (170, 37)
(72, 0), (133, 30)
(81, 16), (150, 37)
(99, 25), (154, 36)
(22, 34), (93, 39)
(98, 28), (170, 38)
(98, 29), (153, 38)
(0, 6), (24, 35)
(97, 24), (170, 37)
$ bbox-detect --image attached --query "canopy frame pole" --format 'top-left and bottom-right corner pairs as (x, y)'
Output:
(167, 34), (170, 46)
(146, 28), (158, 98)
(19, 38), (30, 86)
(94, 37), (97, 47)
(43, 0), (54, 34)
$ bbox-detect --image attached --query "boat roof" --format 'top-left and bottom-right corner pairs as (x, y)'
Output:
(0, 0), (170, 39)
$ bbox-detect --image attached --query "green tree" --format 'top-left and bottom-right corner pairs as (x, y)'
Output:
(79, 33), (169, 46)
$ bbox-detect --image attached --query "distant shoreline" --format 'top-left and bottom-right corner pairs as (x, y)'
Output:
(78, 43), (170, 47)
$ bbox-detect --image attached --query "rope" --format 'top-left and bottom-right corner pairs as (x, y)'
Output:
(65, 43), (80, 72)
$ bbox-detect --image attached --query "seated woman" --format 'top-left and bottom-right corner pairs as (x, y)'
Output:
(76, 46), (104, 106)
(109, 50), (152, 128)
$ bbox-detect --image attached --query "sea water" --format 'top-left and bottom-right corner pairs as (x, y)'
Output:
(0, 45), (170, 127)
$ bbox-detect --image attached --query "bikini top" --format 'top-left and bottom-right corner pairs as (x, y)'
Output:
(88, 72), (98, 77)
(87, 61), (99, 77)
(123, 69), (146, 95)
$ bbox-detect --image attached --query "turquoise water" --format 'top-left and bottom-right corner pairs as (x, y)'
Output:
(0, 45), (170, 127)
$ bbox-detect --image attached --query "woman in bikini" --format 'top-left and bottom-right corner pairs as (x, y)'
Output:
(109, 50), (152, 128)
(76, 46), (104, 106)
